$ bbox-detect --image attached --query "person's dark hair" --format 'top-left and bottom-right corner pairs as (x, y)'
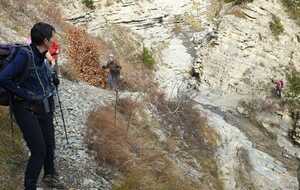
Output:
(31, 22), (56, 45)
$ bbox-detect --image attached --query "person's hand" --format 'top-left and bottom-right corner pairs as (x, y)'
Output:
(52, 72), (60, 87)
(49, 58), (56, 68)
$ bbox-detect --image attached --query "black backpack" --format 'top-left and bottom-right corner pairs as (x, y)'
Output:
(0, 44), (32, 106)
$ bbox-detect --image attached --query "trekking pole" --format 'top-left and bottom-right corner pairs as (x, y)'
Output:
(114, 89), (118, 128)
(114, 75), (120, 128)
(56, 86), (69, 144)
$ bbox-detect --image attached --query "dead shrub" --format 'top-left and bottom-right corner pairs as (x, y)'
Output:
(148, 90), (208, 132)
(86, 97), (200, 188)
(66, 27), (107, 87)
(86, 106), (136, 170)
(117, 98), (141, 130)
(147, 90), (223, 189)
(86, 89), (222, 189)
(114, 160), (200, 190)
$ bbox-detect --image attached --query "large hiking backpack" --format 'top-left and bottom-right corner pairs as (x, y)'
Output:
(0, 44), (32, 106)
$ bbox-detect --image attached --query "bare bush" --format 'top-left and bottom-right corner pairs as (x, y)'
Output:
(86, 106), (136, 170)
(86, 85), (223, 189)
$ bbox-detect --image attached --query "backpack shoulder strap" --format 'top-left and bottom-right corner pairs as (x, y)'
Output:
(15, 45), (34, 82)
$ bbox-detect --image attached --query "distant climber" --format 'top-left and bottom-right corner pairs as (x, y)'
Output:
(272, 79), (284, 98)
(102, 54), (122, 90)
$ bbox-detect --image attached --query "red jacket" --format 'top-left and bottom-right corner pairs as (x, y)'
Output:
(275, 80), (284, 89)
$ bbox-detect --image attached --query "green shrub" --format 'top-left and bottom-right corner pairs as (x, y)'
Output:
(286, 70), (300, 108)
(81, 0), (95, 9)
(142, 47), (155, 68)
(269, 15), (284, 39)
(282, 0), (300, 24)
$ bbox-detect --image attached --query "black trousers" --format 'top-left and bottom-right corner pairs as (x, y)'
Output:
(11, 96), (55, 190)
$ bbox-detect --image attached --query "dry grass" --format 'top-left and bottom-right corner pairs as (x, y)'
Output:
(86, 106), (135, 169)
(86, 89), (223, 190)
(0, 0), (71, 40)
(66, 27), (107, 87)
(108, 25), (143, 64)
(86, 97), (145, 170)
(208, 0), (223, 19)
(113, 162), (200, 190)
(184, 14), (203, 32)
(0, 107), (26, 190)
(0, 0), (30, 13)
(149, 91), (223, 189)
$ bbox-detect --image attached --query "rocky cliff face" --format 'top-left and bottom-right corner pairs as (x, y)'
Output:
(1, 0), (300, 189)
(198, 0), (300, 95)
(60, 0), (300, 189)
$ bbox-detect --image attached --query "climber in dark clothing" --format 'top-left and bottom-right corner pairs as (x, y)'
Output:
(102, 53), (122, 90)
(0, 22), (63, 190)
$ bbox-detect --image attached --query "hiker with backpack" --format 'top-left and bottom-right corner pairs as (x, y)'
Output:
(102, 53), (122, 90)
(0, 22), (64, 190)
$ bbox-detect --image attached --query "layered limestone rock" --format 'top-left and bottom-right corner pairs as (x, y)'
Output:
(195, 0), (300, 95)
